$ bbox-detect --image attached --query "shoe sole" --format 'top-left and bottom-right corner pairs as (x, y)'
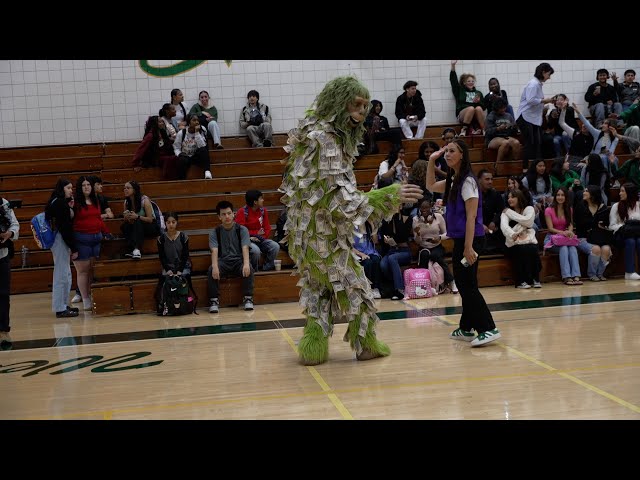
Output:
(470, 332), (502, 347)
(449, 333), (475, 342)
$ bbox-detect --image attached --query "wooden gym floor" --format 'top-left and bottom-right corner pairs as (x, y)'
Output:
(1, 279), (639, 420)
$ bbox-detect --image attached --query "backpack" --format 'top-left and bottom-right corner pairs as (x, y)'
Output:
(31, 198), (57, 250)
(157, 274), (198, 316)
(403, 268), (435, 299)
(427, 260), (446, 294)
(129, 195), (165, 232)
(246, 105), (268, 126)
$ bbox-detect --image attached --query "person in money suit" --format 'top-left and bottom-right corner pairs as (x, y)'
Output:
(279, 76), (423, 365)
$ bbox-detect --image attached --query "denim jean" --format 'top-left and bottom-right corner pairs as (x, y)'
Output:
(380, 247), (412, 290)
(577, 238), (606, 277)
(545, 236), (581, 279)
(249, 239), (280, 271)
(51, 232), (72, 313)
(623, 237), (640, 273)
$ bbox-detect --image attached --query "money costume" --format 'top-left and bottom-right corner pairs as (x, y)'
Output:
(279, 77), (403, 365)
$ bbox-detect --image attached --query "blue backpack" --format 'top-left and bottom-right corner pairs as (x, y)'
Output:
(31, 199), (57, 249)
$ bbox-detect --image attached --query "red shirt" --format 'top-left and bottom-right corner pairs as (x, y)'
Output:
(73, 203), (109, 234)
(235, 205), (270, 239)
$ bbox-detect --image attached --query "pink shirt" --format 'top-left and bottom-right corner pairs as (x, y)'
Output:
(544, 206), (572, 231)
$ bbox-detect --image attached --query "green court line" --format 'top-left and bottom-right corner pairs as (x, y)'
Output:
(6, 291), (640, 351)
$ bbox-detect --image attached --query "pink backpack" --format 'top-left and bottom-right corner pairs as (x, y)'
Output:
(428, 260), (446, 294)
(403, 268), (435, 299)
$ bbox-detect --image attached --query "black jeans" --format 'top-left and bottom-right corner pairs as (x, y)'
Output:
(517, 117), (542, 170)
(360, 254), (382, 289)
(121, 219), (161, 252)
(452, 237), (495, 334)
(506, 244), (541, 285)
(178, 147), (211, 179)
(207, 259), (254, 300)
(0, 256), (10, 332)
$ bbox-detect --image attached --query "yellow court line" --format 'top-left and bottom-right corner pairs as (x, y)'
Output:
(499, 342), (640, 414)
(103, 411), (112, 420)
(267, 309), (353, 420)
(23, 361), (640, 420)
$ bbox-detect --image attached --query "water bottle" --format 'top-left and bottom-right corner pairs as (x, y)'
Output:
(21, 245), (28, 268)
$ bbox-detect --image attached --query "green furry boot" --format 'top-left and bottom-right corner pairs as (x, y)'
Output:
(344, 318), (391, 361)
(298, 319), (329, 366)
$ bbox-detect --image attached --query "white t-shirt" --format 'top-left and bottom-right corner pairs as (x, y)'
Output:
(451, 175), (479, 201)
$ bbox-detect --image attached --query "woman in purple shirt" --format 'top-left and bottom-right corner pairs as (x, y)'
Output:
(426, 139), (501, 347)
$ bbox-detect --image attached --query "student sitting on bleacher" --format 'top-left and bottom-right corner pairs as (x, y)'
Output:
(484, 97), (521, 164)
(501, 189), (541, 289)
(239, 90), (274, 148)
(121, 181), (161, 260)
(478, 169), (506, 253)
(522, 159), (553, 226)
(235, 189), (280, 272)
(574, 185), (612, 281)
(352, 222), (383, 299)
(580, 154), (611, 205)
(207, 201), (254, 313)
(379, 206), (413, 300)
(132, 115), (180, 180)
(170, 88), (189, 131)
(155, 212), (193, 306)
(412, 198), (456, 292)
(363, 100), (403, 154)
(550, 156), (582, 201)
(189, 90), (223, 149)
(173, 114), (212, 180)
(612, 132), (640, 188)
(609, 182), (640, 280)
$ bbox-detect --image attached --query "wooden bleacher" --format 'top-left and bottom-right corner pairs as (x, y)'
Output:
(2, 126), (631, 315)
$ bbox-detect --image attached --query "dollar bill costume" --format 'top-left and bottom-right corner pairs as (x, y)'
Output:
(279, 76), (402, 365)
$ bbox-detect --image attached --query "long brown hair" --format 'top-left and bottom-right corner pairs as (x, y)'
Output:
(618, 182), (638, 222)
(551, 186), (572, 225)
(444, 139), (475, 205)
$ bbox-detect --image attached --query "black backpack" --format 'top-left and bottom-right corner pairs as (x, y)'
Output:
(157, 274), (198, 316)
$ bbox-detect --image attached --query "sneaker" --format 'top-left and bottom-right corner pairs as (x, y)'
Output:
(449, 327), (475, 342)
(214, 144), (224, 150)
(204, 170), (212, 179)
(470, 328), (502, 347)
(390, 290), (403, 300)
(598, 275), (607, 281)
(625, 272), (640, 280)
(71, 293), (82, 303)
(450, 280), (459, 293)
(243, 296), (254, 311)
(590, 276), (600, 282)
(66, 305), (79, 313)
(471, 128), (482, 135)
(371, 288), (381, 299)
(132, 248), (141, 259)
(612, 180), (621, 189)
(263, 139), (272, 147)
(533, 280), (542, 288)
(516, 282), (531, 289)
(0, 332), (12, 345)
(459, 127), (467, 137)
(56, 308), (79, 318)
(209, 298), (219, 314)
(83, 299), (93, 311)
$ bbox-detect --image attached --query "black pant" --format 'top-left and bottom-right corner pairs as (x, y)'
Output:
(121, 219), (160, 251)
(452, 237), (495, 334)
(417, 244), (454, 283)
(0, 256), (10, 332)
(506, 244), (541, 285)
(207, 259), (254, 300)
(178, 147), (211, 180)
(517, 117), (542, 170)
(360, 255), (382, 289)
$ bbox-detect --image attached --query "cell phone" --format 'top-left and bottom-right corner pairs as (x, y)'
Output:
(461, 257), (470, 267)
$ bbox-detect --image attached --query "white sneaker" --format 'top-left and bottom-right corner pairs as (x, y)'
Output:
(470, 328), (501, 347)
(71, 293), (82, 303)
(612, 180), (621, 189)
(516, 282), (531, 289)
(132, 248), (141, 259)
(625, 272), (640, 280)
(450, 280), (458, 293)
(533, 280), (542, 288)
(371, 288), (381, 299)
(204, 170), (212, 179)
